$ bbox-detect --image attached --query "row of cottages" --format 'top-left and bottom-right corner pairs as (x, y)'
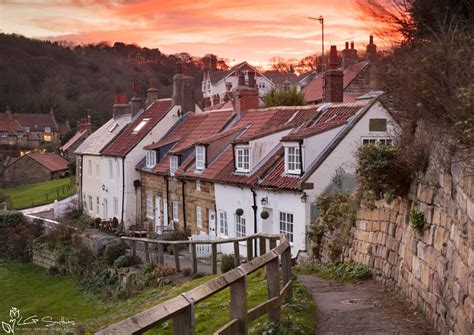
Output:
(138, 45), (397, 258)
(0, 107), (68, 146)
(75, 64), (201, 226)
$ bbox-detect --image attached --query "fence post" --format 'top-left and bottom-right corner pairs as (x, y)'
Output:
(246, 237), (253, 262)
(281, 247), (293, 300)
(173, 244), (180, 272)
(269, 238), (277, 250)
(233, 241), (240, 267)
(191, 243), (197, 274)
(131, 240), (137, 264)
(173, 304), (194, 335)
(259, 237), (266, 256)
(267, 256), (280, 321)
(158, 243), (164, 265)
(144, 241), (150, 264)
(211, 243), (217, 275)
(230, 276), (247, 335)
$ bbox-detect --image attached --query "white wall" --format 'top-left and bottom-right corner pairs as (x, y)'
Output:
(215, 184), (306, 257)
(80, 154), (102, 218)
(302, 125), (345, 171)
(203, 75), (274, 101)
(249, 128), (291, 169)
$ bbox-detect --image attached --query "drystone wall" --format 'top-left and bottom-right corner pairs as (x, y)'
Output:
(32, 243), (56, 269)
(343, 155), (473, 335)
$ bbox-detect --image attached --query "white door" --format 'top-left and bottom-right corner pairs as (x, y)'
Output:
(103, 198), (108, 220)
(262, 208), (273, 234)
(155, 196), (161, 233)
(163, 198), (168, 227)
(208, 209), (216, 237)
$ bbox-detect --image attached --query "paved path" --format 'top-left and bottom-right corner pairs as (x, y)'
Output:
(21, 194), (76, 217)
(298, 275), (438, 335)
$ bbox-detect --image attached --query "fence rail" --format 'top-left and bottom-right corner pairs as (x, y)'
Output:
(96, 233), (292, 335)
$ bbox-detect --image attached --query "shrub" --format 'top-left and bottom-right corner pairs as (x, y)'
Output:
(0, 210), (26, 228)
(114, 255), (131, 268)
(182, 268), (192, 276)
(220, 254), (236, 273)
(47, 224), (74, 249)
(296, 262), (372, 282)
(357, 144), (412, 199)
(409, 210), (424, 233)
(104, 241), (127, 265)
(264, 86), (305, 107)
(155, 264), (176, 278)
(0, 223), (32, 260)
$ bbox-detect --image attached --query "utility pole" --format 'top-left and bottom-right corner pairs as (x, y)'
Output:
(308, 16), (325, 73)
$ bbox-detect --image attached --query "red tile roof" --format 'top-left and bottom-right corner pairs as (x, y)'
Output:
(0, 119), (24, 136)
(101, 99), (172, 157)
(303, 61), (369, 103)
(30, 153), (69, 172)
(259, 155), (300, 190)
(60, 129), (88, 152)
(14, 113), (59, 132)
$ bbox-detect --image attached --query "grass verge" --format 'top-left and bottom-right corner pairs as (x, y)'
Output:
(295, 261), (372, 282)
(3, 177), (76, 209)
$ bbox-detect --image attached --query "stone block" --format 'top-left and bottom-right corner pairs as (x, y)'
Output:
(434, 227), (447, 251)
(417, 241), (426, 261)
(413, 257), (421, 279)
(421, 263), (431, 287)
(380, 221), (389, 233)
(428, 225), (436, 246)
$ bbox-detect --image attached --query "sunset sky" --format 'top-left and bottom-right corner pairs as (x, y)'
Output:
(0, 0), (384, 66)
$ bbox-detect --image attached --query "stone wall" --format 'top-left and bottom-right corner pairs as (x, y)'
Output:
(32, 243), (56, 269)
(342, 155), (473, 335)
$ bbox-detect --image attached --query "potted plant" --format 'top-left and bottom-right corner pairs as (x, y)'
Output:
(235, 208), (244, 216)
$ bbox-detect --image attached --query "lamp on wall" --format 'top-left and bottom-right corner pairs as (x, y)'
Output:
(301, 193), (308, 203)
(260, 196), (268, 205)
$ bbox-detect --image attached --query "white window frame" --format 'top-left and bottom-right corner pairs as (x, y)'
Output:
(146, 192), (154, 219)
(235, 146), (250, 172)
(285, 145), (301, 174)
(133, 118), (150, 133)
(146, 150), (156, 168)
(173, 201), (179, 222)
(279, 212), (294, 243)
(113, 197), (118, 217)
(170, 156), (179, 175)
(196, 206), (202, 228)
(88, 196), (93, 213)
(361, 137), (393, 146)
(219, 210), (228, 236)
(195, 146), (205, 171)
(96, 196), (100, 215)
(235, 215), (246, 237)
(196, 180), (201, 191)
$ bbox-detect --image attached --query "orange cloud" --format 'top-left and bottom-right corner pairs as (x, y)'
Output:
(0, 0), (392, 65)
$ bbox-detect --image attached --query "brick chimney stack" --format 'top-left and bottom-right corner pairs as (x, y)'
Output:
(130, 80), (143, 117)
(232, 70), (259, 117)
(113, 93), (130, 118)
(342, 41), (358, 69)
(366, 35), (377, 61)
(172, 61), (195, 114)
(77, 115), (92, 132)
(324, 45), (344, 103)
(145, 79), (159, 108)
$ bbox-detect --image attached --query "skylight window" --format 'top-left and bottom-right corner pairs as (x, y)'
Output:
(109, 123), (119, 133)
(133, 118), (150, 133)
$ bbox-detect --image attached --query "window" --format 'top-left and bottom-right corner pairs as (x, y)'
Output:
(362, 137), (393, 146)
(285, 146), (301, 174)
(235, 147), (250, 172)
(96, 196), (100, 215)
(0, 131), (7, 138)
(44, 126), (51, 132)
(109, 159), (113, 179)
(170, 156), (179, 175)
(235, 215), (246, 237)
(219, 211), (228, 236)
(133, 118), (150, 133)
(369, 118), (387, 132)
(173, 201), (179, 222)
(196, 206), (202, 227)
(146, 192), (154, 219)
(43, 133), (52, 142)
(88, 160), (92, 177)
(113, 197), (118, 216)
(96, 164), (99, 179)
(379, 138), (393, 146)
(279, 212), (294, 242)
(146, 151), (156, 168)
(196, 180), (201, 191)
(258, 82), (265, 89)
(88, 196), (93, 212)
(24, 126), (30, 133)
(83, 194), (87, 210)
(195, 146), (205, 170)
(103, 198), (108, 219)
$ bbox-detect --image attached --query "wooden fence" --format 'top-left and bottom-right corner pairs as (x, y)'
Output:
(96, 233), (292, 335)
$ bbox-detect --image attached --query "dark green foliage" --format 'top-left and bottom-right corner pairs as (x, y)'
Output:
(264, 86), (305, 107)
(0, 210), (25, 228)
(68, 160), (76, 176)
(220, 254), (236, 273)
(0, 213), (41, 260)
(296, 262), (372, 282)
(78, 269), (119, 297)
(60, 127), (77, 145)
(113, 255), (131, 268)
(55, 241), (97, 276)
(104, 241), (127, 265)
(409, 210), (425, 233)
(357, 144), (412, 199)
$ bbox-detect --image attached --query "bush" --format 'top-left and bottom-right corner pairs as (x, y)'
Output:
(0, 223), (32, 261)
(104, 241), (127, 265)
(357, 144), (412, 199)
(113, 255), (131, 268)
(409, 210), (424, 233)
(0, 210), (26, 228)
(220, 254), (236, 273)
(264, 86), (305, 107)
(155, 264), (176, 278)
(296, 262), (372, 282)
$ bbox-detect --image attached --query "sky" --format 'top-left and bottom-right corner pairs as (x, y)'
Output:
(0, 0), (384, 67)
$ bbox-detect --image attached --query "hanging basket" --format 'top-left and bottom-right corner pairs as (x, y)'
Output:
(235, 208), (244, 216)
(260, 211), (270, 219)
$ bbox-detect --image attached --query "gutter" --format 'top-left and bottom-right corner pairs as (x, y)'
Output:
(298, 140), (304, 177)
(120, 158), (125, 224)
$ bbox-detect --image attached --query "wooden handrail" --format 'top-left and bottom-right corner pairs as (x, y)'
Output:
(96, 234), (293, 335)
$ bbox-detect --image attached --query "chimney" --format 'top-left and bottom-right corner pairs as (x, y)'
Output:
(146, 79), (159, 108)
(78, 115), (92, 132)
(366, 35), (377, 61)
(172, 62), (195, 113)
(5, 106), (12, 118)
(324, 45), (344, 103)
(232, 76), (259, 118)
(248, 72), (256, 88)
(130, 80), (143, 117)
(342, 41), (358, 69)
(113, 93), (130, 118)
(212, 95), (220, 106)
(238, 71), (245, 86)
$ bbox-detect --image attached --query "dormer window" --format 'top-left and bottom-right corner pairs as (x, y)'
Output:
(44, 126), (51, 132)
(285, 145), (301, 175)
(235, 146), (250, 173)
(146, 150), (156, 168)
(195, 146), (205, 171)
(170, 155), (179, 175)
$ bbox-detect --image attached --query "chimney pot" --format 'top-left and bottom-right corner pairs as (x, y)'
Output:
(149, 79), (156, 89)
(350, 41), (354, 49)
(328, 45), (339, 69)
(176, 61), (183, 75)
(370, 35), (374, 44)
(345, 42), (349, 49)
(113, 93), (130, 118)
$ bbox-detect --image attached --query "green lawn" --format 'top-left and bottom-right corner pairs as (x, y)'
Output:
(3, 177), (76, 210)
(0, 260), (315, 334)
